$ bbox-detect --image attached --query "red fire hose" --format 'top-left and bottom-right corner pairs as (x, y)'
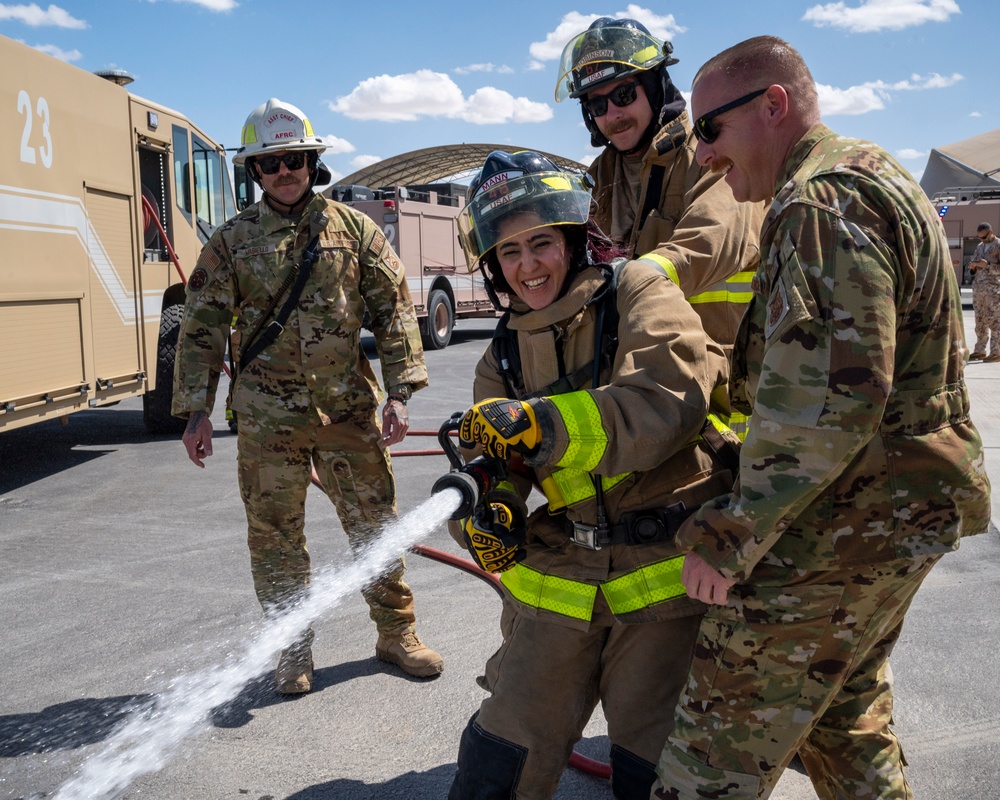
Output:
(309, 464), (613, 782)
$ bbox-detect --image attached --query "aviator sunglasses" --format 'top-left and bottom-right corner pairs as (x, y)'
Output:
(256, 151), (308, 174)
(582, 79), (642, 117)
(693, 88), (767, 144)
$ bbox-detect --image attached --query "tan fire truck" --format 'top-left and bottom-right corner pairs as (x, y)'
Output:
(324, 182), (497, 349)
(930, 186), (1000, 285)
(0, 34), (237, 434)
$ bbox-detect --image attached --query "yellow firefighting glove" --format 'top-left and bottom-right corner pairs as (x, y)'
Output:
(458, 398), (541, 462)
(462, 501), (527, 574)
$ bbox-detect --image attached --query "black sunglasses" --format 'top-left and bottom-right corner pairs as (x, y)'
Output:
(693, 88), (767, 144)
(582, 80), (642, 118)
(256, 152), (308, 174)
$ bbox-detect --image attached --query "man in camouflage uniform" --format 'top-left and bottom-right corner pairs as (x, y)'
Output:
(172, 98), (443, 693)
(967, 222), (1000, 362)
(650, 37), (992, 799)
(554, 19), (762, 440)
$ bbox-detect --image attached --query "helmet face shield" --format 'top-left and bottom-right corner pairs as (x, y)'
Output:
(555, 26), (666, 101)
(458, 171), (592, 271)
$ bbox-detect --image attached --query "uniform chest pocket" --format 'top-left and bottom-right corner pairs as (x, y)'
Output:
(311, 245), (357, 314)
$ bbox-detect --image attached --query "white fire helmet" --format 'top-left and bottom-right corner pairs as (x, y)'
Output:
(232, 98), (327, 165)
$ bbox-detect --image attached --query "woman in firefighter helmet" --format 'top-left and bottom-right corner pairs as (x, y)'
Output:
(458, 149), (600, 310)
(449, 150), (738, 798)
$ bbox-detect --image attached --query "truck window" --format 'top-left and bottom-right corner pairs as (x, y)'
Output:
(192, 133), (226, 238)
(172, 125), (192, 222)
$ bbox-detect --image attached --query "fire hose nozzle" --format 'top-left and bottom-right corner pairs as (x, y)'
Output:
(431, 470), (481, 520)
(432, 412), (508, 521)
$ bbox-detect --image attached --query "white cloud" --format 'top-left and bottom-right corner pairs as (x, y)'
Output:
(455, 63), (514, 75)
(817, 72), (963, 115)
(896, 148), (926, 159)
(350, 154), (381, 170)
(529, 5), (686, 62)
(802, 0), (960, 33)
(169, 0), (238, 10)
(0, 3), (87, 28)
(31, 42), (80, 60)
(328, 69), (551, 125)
(318, 134), (355, 155)
(464, 87), (553, 124)
(817, 83), (888, 115)
(970, 111), (983, 118)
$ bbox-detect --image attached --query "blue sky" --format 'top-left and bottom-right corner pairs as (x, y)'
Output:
(1, 0), (993, 186)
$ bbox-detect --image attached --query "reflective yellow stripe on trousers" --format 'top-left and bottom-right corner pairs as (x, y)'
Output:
(501, 555), (688, 621)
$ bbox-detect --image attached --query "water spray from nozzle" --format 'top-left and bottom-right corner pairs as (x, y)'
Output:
(430, 412), (508, 520)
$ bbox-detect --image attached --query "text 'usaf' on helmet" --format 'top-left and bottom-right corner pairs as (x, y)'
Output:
(554, 17), (677, 102)
(457, 150), (592, 271)
(232, 98), (327, 165)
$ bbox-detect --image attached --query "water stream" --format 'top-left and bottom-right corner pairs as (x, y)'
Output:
(51, 488), (461, 800)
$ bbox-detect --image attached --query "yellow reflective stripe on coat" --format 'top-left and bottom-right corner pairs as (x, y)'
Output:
(722, 410), (749, 442)
(636, 253), (680, 284)
(548, 391), (608, 471)
(501, 558), (688, 620)
(540, 469), (632, 511)
(637, 254), (755, 306)
(601, 555), (687, 615)
(500, 564), (597, 621)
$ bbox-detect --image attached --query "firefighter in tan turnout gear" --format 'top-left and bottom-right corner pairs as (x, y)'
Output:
(555, 17), (763, 439)
(445, 150), (740, 799)
(172, 98), (443, 693)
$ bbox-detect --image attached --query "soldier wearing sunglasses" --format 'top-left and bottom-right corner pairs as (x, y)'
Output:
(555, 19), (763, 432)
(651, 36), (991, 800)
(173, 98), (443, 694)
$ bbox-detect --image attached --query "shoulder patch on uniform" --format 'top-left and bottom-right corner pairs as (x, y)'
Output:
(203, 247), (222, 272)
(383, 247), (403, 276)
(188, 268), (209, 292)
(765, 279), (790, 338)
(367, 229), (387, 258)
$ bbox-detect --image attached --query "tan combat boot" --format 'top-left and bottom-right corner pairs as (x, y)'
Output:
(375, 629), (444, 678)
(275, 643), (314, 695)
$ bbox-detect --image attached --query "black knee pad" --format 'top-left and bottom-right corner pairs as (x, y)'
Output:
(448, 713), (528, 800)
(610, 744), (658, 800)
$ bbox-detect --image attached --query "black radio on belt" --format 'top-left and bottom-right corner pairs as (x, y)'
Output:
(567, 501), (692, 550)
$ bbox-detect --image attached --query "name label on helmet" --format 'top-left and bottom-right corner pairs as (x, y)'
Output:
(578, 65), (616, 89)
(481, 186), (528, 217)
(273, 131), (296, 139)
(267, 112), (297, 125)
(477, 170), (523, 197)
(580, 48), (615, 62)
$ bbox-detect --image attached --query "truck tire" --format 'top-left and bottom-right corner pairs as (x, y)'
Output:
(422, 289), (453, 350)
(143, 302), (187, 435)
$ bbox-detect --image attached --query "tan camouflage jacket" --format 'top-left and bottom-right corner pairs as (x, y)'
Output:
(171, 194), (427, 425)
(679, 124), (992, 582)
(972, 234), (1000, 285)
(471, 262), (737, 624)
(588, 110), (763, 349)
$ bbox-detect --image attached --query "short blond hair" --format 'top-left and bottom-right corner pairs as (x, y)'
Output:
(695, 36), (820, 122)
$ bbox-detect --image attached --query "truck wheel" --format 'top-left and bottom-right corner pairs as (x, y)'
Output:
(422, 289), (453, 350)
(143, 302), (187, 435)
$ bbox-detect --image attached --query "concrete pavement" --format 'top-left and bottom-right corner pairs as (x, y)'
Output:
(0, 297), (998, 800)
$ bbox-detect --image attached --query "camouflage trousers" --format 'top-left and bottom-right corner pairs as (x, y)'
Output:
(971, 278), (1000, 356)
(451, 592), (702, 800)
(236, 410), (416, 637)
(652, 555), (941, 800)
